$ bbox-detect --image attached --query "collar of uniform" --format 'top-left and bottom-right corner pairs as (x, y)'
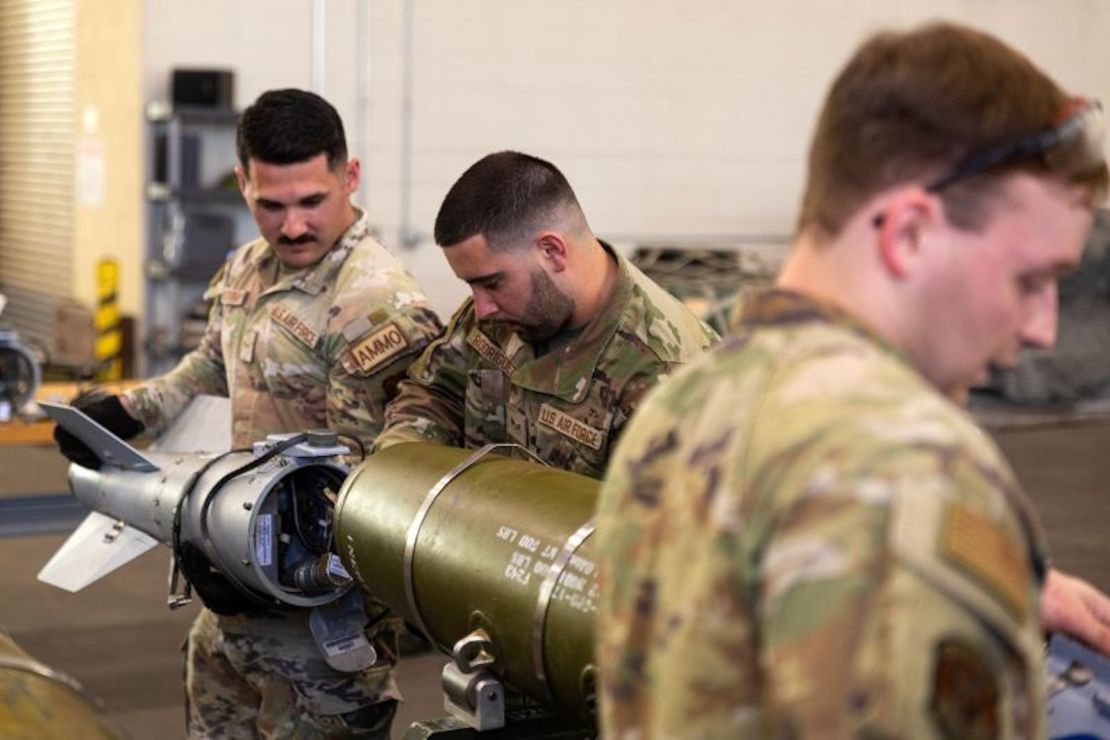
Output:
(260, 207), (371, 298)
(508, 244), (632, 402)
(730, 288), (905, 359)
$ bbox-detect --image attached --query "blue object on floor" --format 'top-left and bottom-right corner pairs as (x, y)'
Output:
(1047, 633), (1110, 739)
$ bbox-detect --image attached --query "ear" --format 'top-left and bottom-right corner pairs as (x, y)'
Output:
(535, 231), (570, 272)
(235, 164), (248, 196)
(873, 186), (941, 280)
(343, 156), (361, 194)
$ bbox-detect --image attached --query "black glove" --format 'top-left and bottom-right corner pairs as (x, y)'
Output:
(52, 394), (145, 469)
(176, 541), (264, 616)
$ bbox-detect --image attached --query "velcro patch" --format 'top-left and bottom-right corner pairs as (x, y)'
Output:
(940, 502), (1028, 620)
(341, 315), (375, 343)
(350, 322), (410, 373)
(930, 638), (999, 740)
(270, 305), (319, 348)
(538, 404), (604, 450)
(467, 330), (517, 376)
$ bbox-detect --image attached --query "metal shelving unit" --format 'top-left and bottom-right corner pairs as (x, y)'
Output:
(143, 102), (252, 376)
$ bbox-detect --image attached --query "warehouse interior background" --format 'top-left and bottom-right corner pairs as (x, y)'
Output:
(3, 0), (1108, 374)
(2, 1), (1110, 737)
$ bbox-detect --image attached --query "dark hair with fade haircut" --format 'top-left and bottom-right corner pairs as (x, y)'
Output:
(798, 22), (1108, 239)
(434, 151), (584, 250)
(236, 88), (348, 172)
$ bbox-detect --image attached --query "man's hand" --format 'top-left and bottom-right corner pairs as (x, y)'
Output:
(1042, 567), (1110, 655)
(52, 394), (144, 469)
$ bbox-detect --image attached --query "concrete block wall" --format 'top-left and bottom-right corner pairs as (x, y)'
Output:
(143, 0), (1110, 318)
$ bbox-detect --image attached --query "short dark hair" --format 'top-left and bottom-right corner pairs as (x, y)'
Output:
(236, 88), (348, 172)
(799, 22), (1108, 238)
(434, 151), (584, 250)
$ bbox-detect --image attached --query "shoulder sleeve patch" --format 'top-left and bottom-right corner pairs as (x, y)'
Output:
(930, 638), (1000, 740)
(341, 315), (376, 343)
(349, 321), (410, 373)
(939, 502), (1028, 622)
(890, 488), (1032, 633)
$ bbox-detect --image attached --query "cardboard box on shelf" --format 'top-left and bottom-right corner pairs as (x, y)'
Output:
(52, 300), (96, 368)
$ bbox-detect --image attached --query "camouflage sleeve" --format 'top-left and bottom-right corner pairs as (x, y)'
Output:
(375, 301), (474, 451)
(123, 266), (229, 435)
(756, 451), (1045, 738)
(608, 331), (714, 444)
(608, 291), (718, 442)
(324, 305), (443, 453)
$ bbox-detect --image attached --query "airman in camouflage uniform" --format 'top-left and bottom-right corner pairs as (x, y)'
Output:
(375, 152), (717, 477)
(125, 208), (439, 453)
(597, 290), (1050, 737)
(375, 253), (717, 477)
(126, 207), (439, 737)
(595, 23), (1110, 739)
(55, 89), (442, 738)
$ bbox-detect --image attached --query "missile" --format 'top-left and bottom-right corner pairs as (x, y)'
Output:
(37, 400), (353, 611)
(0, 630), (120, 738)
(334, 442), (600, 728)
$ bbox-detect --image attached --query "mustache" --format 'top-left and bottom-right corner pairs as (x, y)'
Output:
(278, 234), (316, 246)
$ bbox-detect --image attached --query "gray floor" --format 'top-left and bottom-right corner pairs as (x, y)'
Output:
(2, 420), (1109, 737)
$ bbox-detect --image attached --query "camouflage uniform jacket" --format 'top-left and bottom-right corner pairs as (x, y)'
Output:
(125, 209), (442, 451)
(596, 289), (1050, 739)
(375, 253), (719, 478)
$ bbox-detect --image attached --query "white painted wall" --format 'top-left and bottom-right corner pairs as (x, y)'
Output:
(142, 0), (1110, 319)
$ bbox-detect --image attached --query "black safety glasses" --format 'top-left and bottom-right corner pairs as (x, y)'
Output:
(926, 98), (1105, 193)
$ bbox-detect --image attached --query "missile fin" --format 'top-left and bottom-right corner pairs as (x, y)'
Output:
(38, 401), (159, 472)
(37, 511), (159, 592)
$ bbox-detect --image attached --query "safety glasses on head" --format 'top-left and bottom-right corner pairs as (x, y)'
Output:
(927, 98), (1106, 193)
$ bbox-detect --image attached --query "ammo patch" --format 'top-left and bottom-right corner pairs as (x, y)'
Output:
(467, 330), (517, 376)
(538, 404), (604, 450)
(270, 304), (319, 348)
(350, 322), (409, 373)
(930, 638), (999, 740)
(940, 502), (1027, 620)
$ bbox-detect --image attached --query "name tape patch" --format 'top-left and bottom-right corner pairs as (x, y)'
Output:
(467, 330), (517, 377)
(270, 305), (319, 348)
(538, 404), (604, 450)
(940, 502), (1028, 620)
(221, 288), (247, 307)
(350, 322), (410, 373)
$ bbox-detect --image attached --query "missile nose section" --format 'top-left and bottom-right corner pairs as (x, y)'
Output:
(42, 427), (357, 612)
(334, 443), (600, 727)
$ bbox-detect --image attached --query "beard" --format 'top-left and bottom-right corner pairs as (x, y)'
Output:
(509, 268), (575, 343)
